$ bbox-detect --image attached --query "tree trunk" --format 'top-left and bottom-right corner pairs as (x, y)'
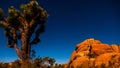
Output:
(21, 25), (31, 68)
(21, 59), (31, 68)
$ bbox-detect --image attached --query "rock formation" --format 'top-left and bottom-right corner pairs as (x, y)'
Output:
(66, 38), (120, 68)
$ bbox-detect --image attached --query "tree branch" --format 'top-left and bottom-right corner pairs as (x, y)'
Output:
(18, 27), (23, 34)
(14, 43), (22, 59)
(10, 28), (22, 59)
(0, 21), (9, 29)
(30, 24), (45, 45)
(18, 15), (25, 27)
(29, 11), (41, 28)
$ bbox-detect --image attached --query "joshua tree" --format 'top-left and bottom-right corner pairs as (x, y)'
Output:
(0, 0), (48, 68)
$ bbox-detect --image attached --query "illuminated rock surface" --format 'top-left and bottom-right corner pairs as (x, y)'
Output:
(66, 38), (120, 68)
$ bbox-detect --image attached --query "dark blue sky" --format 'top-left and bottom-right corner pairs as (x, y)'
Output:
(0, 0), (120, 64)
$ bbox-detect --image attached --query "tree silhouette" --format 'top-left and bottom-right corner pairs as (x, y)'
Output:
(0, 0), (48, 68)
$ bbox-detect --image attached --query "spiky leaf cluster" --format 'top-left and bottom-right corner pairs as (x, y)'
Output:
(0, 0), (48, 47)
(8, 6), (20, 19)
(21, 1), (48, 22)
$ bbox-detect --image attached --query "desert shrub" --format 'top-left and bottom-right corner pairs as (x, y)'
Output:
(53, 64), (65, 68)
(1, 63), (9, 68)
(11, 59), (21, 68)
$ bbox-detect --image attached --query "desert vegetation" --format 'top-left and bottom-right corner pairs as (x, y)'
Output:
(0, 56), (65, 68)
(0, 0), (48, 68)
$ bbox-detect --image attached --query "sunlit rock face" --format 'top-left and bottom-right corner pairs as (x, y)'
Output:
(66, 38), (120, 68)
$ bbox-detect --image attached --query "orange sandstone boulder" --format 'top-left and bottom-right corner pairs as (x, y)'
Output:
(111, 44), (119, 53)
(66, 38), (120, 68)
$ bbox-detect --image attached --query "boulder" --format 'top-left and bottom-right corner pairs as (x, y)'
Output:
(66, 38), (120, 68)
(111, 44), (119, 53)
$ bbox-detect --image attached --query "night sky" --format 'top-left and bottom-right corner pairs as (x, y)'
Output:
(0, 0), (120, 64)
